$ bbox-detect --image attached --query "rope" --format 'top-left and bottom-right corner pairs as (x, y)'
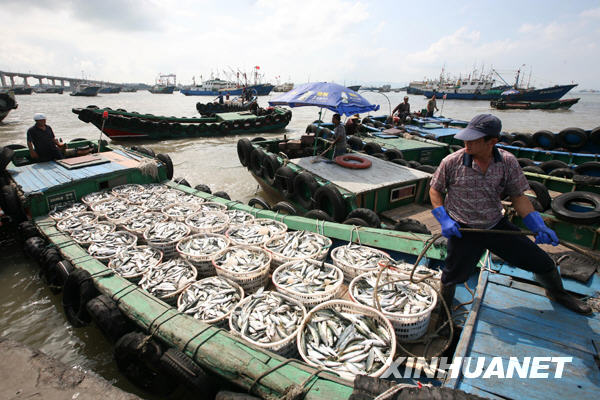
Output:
(373, 383), (417, 400)
(248, 358), (303, 396)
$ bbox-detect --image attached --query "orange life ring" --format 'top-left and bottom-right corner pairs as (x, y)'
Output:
(334, 154), (372, 169)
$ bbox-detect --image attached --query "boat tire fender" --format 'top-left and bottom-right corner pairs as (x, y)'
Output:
(590, 126), (600, 145)
(159, 348), (211, 392)
(551, 191), (600, 225)
(391, 158), (410, 166)
(294, 172), (319, 210)
(86, 294), (134, 342)
(510, 140), (527, 147)
(363, 142), (382, 155)
(527, 180), (552, 211)
(251, 137), (266, 143)
(522, 166), (546, 174)
(173, 177), (191, 187)
(136, 146), (155, 157)
(393, 218), (431, 234)
(383, 148), (403, 161)
(313, 185), (346, 222)
(499, 133), (513, 144)
(274, 166), (297, 199)
(1, 184), (26, 222)
(194, 184), (212, 194)
(558, 127), (588, 150)
(532, 130), (557, 150)
(573, 174), (600, 186)
(249, 148), (266, 177)
(512, 133), (533, 147)
(236, 139), (253, 167)
(213, 191), (231, 200)
(529, 197), (545, 213)
(372, 153), (386, 159)
(1, 147), (15, 171)
(247, 197), (271, 210)
(346, 208), (380, 228)
(548, 168), (575, 179)
(24, 236), (46, 260)
(271, 201), (298, 215)
(262, 154), (281, 186)
(303, 209), (334, 222)
(62, 268), (99, 327)
(408, 160), (422, 169)
(334, 155), (372, 169)
(416, 165), (437, 173)
(342, 217), (369, 227)
(5, 144), (26, 150)
(574, 161), (600, 177)
(516, 158), (535, 168)
(156, 153), (174, 180)
(18, 221), (39, 241)
(347, 136), (365, 151)
(539, 160), (569, 173)
(45, 259), (74, 292)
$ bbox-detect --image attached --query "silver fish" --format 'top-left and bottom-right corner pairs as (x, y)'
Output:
(48, 202), (88, 221)
(90, 197), (130, 216)
(226, 223), (280, 246)
(110, 245), (163, 278)
(197, 202), (228, 212)
(105, 204), (147, 224)
(111, 184), (144, 197)
(82, 191), (115, 206)
(56, 212), (98, 232)
(213, 245), (271, 274)
(177, 277), (242, 322)
(224, 209), (255, 226)
(144, 221), (189, 243)
(70, 222), (116, 245)
(177, 234), (229, 258)
(185, 211), (229, 233)
(87, 230), (137, 260)
(264, 232), (322, 260)
(141, 183), (168, 194)
(140, 257), (196, 298)
(332, 244), (392, 278)
(122, 211), (169, 234)
(162, 203), (200, 221)
(273, 259), (342, 295)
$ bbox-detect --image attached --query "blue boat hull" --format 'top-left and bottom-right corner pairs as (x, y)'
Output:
(501, 84), (578, 102)
(423, 91), (498, 100)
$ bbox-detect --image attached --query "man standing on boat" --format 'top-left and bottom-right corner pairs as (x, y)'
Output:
(429, 114), (591, 315)
(27, 113), (65, 162)
(344, 114), (360, 136)
(392, 96), (411, 122)
(331, 113), (347, 157)
(426, 94), (438, 117)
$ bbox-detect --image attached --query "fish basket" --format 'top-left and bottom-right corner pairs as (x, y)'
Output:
(121, 211), (169, 244)
(48, 203), (88, 221)
(176, 276), (244, 328)
(263, 235), (322, 271)
(297, 300), (396, 381)
(56, 212), (98, 232)
(141, 258), (197, 305)
(330, 245), (393, 283)
(197, 202), (228, 212)
(184, 211), (230, 234)
(253, 218), (288, 236)
(111, 183), (144, 198)
(176, 233), (230, 278)
(229, 291), (306, 357)
(104, 204), (148, 227)
(348, 272), (437, 342)
(224, 209), (255, 226)
(87, 231), (138, 263)
(383, 261), (443, 293)
(212, 245), (272, 294)
(272, 259), (343, 308)
(70, 221), (116, 247)
(108, 245), (163, 283)
(90, 197), (131, 217)
(81, 190), (115, 207)
(143, 221), (191, 259)
(162, 203), (201, 222)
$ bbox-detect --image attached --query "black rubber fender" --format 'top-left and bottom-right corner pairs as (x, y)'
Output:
(159, 348), (211, 393)
(273, 166), (297, 199)
(573, 174), (600, 186)
(45, 259), (74, 292)
(294, 172), (319, 210)
(499, 132), (513, 144)
(173, 177), (191, 187)
(262, 154), (281, 186)
(549, 168), (575, 179)
(156, 153), (174, 180)
(347, 136), (364, 151)
(590, 126), (600, 145)
(212, 191), (231, 200)
(363, 142), (382, 155)
(18, 221), (38, 241)
(303, 209), (334, 222)
(5, 144), (27, 150)
(539, 160), (569, 173)
(136, 146), (155, 157)
(62, 268), (99, 327)
(251, 137), (266, 142)
(532, 130), (557, 150)
(342, 217), (369, 227)
(24, 236), (46, 260)
(558, 127), (588, 150)
(371, 152), (386, 159)
(512, 133), (533, 147)
(574, 161), (600, 177)
(40, 247), (62, 271)
(510, 140), (527, 147)
(87, 294), (134, 342)
(1, 184), (26, 222)
(551, 191), (600, 224)
(272, 201), (297, 215)
(393, 218), (431, 234)
(408, 160), (422, 169)
(529, 197), (545, 213)
(346, 208), (381, 228)
(247, 197), (270, 210)
(527, 180), (552, 211)
(1, 147), (15, 171)
(384, 148), (403, 161)
(516, 158), (535, 168)
(416, 165), (437, 173)
(236, 138), (253, 167)
(249, 148), (266, 176)
(522, 166), (545, 174)
(313, 184), (346, 222)
(391, 158), (410, 167)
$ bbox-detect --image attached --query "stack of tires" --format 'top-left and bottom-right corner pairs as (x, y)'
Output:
(500, 126), (600, 152)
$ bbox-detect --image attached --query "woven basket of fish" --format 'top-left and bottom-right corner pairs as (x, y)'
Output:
(348, 271), (437, 342)
(272, 259), (344, 308)
(225, 223), (281, 247)
(160, 188), (195, 203)
(177, 276), (244, 327)
(384, 260), (442, 292)
(176, 233), (231, 278)
(197, 201), (228, 212)
(90, 197), (131, 217)
(297, 300), (396, 380)
(143, 221), (191, 259)
(331, 244), (393, 283)
(229, 289), (307, 357)
(277, 230), (331, 261)
(105, 204), (148, 226)
(224, 209), (255, 226)
(184, 210), (230, 234)
(162, 203), (201, 222)
(125, 189), (156, 205)
(108, 245), (163, 283)
(87, 230), (138, 263)
(121, 211), (169, 243)
(263, 232), (323, 271)
(254, 218), (288, 236)
(111, 183), (145, 197)
(56, 212), (99, 232)
(82, 190), (115, 207)
(70, 221), (116, 247)
(212, 245), (272, 294)
(139, 257), (197, 305)
(177, 193), (206, 207)
(142, 195), (172, 212)
(48, 202), (88, 221)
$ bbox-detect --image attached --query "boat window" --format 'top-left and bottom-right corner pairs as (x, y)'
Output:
(390, 184), (416, 202)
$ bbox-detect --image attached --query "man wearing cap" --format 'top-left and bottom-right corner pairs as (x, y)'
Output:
(429, 114), (591, 315)
(392, 96), (411, 122)
(27, 113), (65, 162)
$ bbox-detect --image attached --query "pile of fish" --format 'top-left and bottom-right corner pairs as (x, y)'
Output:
(144, 221), (190, 244)
(332, 244), (392, 280)
(56, 212), (98, 232)
(213, 245), (271, 275)
(70, 222), (116, 245)
(140, 257), (196, 299)
(273, 259), (342, 301)
(105, 204), (147, 224)
(90, 197), (130, 216)
(82, 191), (115, 206)
(350, 272), (435, 315)
(112, 184), (144, 197)
(387, 259), (442, 281)
(122, 211), (169, 236)
(198, 202), (227, 212)
(177, 277), (242, 322)
(162, 203), (200, 221)
(254, 218), (287, 236)
(109, 245), (163, 279)
(230, 290), (305, 347)
(185, 211), (230, 234)
(274, 230), (331, 260)
(87, 231), (137, 260)
(226, 224), (280, 246)
(177, 234), (230, 259)
(142, 196), (170, 211)
(264, 231), (322, 264)
(126, 190), (156, 205)
(299, 304), (393, 377)
(48, 203), (88, 220)
(224, 209), (255, 226)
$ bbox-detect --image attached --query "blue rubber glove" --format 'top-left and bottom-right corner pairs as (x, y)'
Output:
(431, 206), (462, 239)
(523, 211), (559, 246)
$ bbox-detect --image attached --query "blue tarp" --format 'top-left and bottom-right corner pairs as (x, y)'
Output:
(268, 82), (380, 116)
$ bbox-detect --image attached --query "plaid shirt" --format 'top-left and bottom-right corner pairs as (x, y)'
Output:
(430, 147), (529, 228)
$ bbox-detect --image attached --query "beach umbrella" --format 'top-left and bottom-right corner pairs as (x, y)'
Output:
(268, 82), (379, 116)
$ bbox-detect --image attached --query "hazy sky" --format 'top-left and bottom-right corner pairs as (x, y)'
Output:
(2, 0), (600, 88)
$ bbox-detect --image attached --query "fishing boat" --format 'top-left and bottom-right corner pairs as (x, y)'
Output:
(218, 83), (274, 96)
(180, 78), (235, 96)
(72, 105), (292, 140)
(490, 98), (580, 110)
(10, 86), (33, 95)
(0, 90), (18, 122)
(70, 84), (101, 97)
(500, 84), (578, 102)
(121, 86), (137, 93)
(34, 86), (64, 94)
(195, 97), (257, 115)
(149, 74), (176, 94)
(98, 86), (122, 94)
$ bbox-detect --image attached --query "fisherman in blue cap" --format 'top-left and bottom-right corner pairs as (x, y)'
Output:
(429, 114), (591, 315)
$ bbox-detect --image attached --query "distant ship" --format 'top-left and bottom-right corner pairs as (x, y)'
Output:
(34, 86), (64, 94)
(422, 68), (508, 100)
(70, 84), (101, 97)
(273, 82), (294, 92)
(148, 73), (176, 94)
(182, 67), (274, 96)
(11, 86), (33, 95)
(99, 86), (122, 94)
(180, 78), (236, 96)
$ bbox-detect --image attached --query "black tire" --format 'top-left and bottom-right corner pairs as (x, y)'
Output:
(522, 166), (545, 174)
(529, 197), (545, 212)
(173, 177), (191, 187)
(346, 208), (380, 228)
(156, 153), (174, 180)
(574, 161), (600, 177)
(551, 191), (600, 224)
(513, 133), (533, 147)
(114, 332), (175, 396)
(249, 148), (265, 176)
(527, 180), (552, 211)
(590, 126), (600, 145)
(342, 217), (369, 226)
(303, 209), (334, 222)
(549, 168), (575, 179)
(363, 142), (382, 155)
(313, 185), (346, 222)
(251, 137), (266, 142)
(347, 136), (364, 151)
(273, 166), (297, 199)
(372, 152), (386, 159)
(62, 269), (99, 327)
(136, 146), (155, 157)
(558, 127), (588, 150)
(511, 140), (527, 147)
(159, 348), (211, 392)
(237, 139), (253, 167)
(194, 184), (211, 194)
(24, 236), (46, 260)
(87, 295), (134, 342)
(416, 165), (436, 173)
(272, 201), (297, 215)
(499, 133), (513, 144)
(393, 218), (431, 234)
(1, 185), (26, 222)
(384, 149), (403, 161)
(5, 144), (26, 150)
(18, 221), (38, 241)
(408, 160), (422, 169)
(573, 174), (600, 186)
(1, 147), (15, 171)
(247, 197), (270, 210)
(262, 154), (281, 186)
(294, 172), (319, 210)
(532, 130), (557, 150)
(391, 158), (410, 166)
(517, 158), (535, 168)
(539, 160), (568, 173)
(45, 259), (73, 292)
(69, 138), (88, 143)
(213, 191), (230, 200)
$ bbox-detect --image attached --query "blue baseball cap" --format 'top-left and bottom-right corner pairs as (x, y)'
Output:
(455, 114), (502, 141)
